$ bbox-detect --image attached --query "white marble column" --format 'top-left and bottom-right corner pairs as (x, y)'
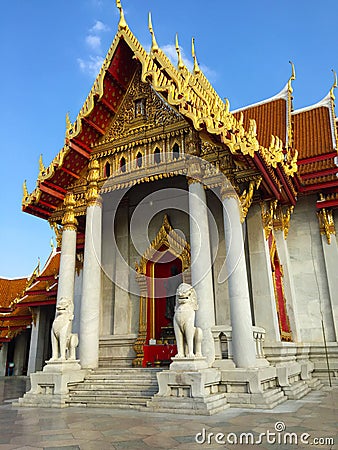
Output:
(321, 232), (338, 341)
(222, 187), (256, 368)
(0, 343), (8, 376)
(188, 179), (216, 365)
(56, 194), (78, 307)
(80, 160), (102, 369)
(274, 230), (301, 342)
(246, 204), (280, 342)
(27, 308), (41, 375)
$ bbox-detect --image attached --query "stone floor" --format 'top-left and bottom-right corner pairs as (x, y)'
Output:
(0, 377), (337, 449)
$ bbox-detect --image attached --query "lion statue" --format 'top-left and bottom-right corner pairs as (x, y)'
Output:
(51, 297), (78, 361)
(173, 283), (203, 358)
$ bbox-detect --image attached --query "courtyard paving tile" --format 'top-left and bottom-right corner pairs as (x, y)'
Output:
(0, 377), (337, 449)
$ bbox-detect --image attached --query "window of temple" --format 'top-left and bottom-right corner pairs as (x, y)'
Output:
(172, 143), (180, 160)
(120, 157), (126, 173)
(104, 161), (111, 178)
(154, 147), (161, 164)
(136, 152), (143, 168)
(134, 98), (146, 118)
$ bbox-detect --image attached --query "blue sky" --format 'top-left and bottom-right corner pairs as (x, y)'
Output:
(1, 0), (338, 278)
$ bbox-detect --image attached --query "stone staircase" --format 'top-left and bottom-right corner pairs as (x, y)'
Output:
(67, 368), (162, 409)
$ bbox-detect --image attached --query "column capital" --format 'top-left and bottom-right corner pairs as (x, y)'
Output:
(317, 208), (336, 244)
(220, 181), (238, 202)
(86, 159), (102, 207)
(62, 193), (78, 231)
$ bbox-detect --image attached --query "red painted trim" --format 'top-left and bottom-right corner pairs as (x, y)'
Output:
(0, 325), (29, 330)
(300, 166), (338, 180)
(69, 140), (91, 158)
(24, 289), (57, 297)
(100, 97), (117, 113)
(253, 154), (281, 200)
(0, 315), (32, 322)
(36, 275), (57, 282)
(60, 167), (81, 179)
(297, 151), (337, 165)
(276, 166), (297, 205)
(40, 184), (65, 201)
(83, 117), (105, 135)
(43, 181), (67, 194)
(17, 300), (56, 307)
(39, 200), (58, 210)
(0, 338), (11, 342)
(316, 199), (338, 209)
(298, 179), (338, 192)
(27, 205), (51, 217)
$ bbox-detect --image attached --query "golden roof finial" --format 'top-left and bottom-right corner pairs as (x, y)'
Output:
(148, 12), (159, 53)
(39, 154), (45, 173)
(22, 180), (28, 200)
(192, 37), (200, 74)
(66, 112), (72, 134)
(288, 61), (296, 94)
(330, 69), (337, 101)
(116, 0), (127, 30)
(175, 33), (185, 71)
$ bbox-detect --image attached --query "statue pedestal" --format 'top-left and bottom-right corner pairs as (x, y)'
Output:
(17, 359), (87, 408)
(147, 357), (229, 415)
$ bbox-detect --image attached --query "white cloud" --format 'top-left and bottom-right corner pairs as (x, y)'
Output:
(86, 34), (101, 51)
(90, 20), (109, 33)
(77, 55), (104, 78)
(161, 44), (193, 72)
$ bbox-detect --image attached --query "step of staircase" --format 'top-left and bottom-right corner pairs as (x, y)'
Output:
(282, 380), (311, 400)
(67, 368), (162, 410)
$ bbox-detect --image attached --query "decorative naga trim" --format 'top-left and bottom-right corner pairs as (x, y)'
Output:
(261, 200), (278, 240)
(239, 178), (262, 223)
(317, 208), (336, 244)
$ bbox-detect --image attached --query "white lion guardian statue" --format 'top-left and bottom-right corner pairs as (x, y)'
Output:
(173, 283), (203, 358)
(51, 297), (78, 361)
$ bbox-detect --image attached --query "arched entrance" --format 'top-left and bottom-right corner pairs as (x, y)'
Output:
(133, 215), (190, 367)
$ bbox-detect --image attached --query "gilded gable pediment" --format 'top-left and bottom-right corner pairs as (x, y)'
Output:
(97, 66), (185, 146)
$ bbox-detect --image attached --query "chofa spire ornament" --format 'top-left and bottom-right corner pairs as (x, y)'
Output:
(330, 69), (337, 101)
(191, 38), (200, 74)
(148, 12), (159, 53)
(175, 34), (185, 71)
(116, 0), (127, 30)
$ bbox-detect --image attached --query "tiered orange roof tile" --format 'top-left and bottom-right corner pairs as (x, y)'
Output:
(293, 106), (334, 159)
(0, 278), (28, 311)
(233, 98), (287, 149)
(19, 249), (60, 307)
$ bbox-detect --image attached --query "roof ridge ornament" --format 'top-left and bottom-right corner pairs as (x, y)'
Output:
(288, 61), (296, 94)
(191, 38), (200, 74)
(116, 0), (127, 30)
(175, 34), (185, 71)
(330, 69), (337, 101)
(148, 12), (159, 53)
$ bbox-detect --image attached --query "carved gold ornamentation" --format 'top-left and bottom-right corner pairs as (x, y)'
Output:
(239, 178), (262, 223)
(86, 159), (101, 206)
(49, 221), (63, 248)
(317, 208), (336, 244)
(62, 193), (78, 230)
(261, 200), (278, 240)
(272, 204), (294, 239)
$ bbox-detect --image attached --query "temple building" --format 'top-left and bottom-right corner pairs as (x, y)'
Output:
(2, 2), (338, 412)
